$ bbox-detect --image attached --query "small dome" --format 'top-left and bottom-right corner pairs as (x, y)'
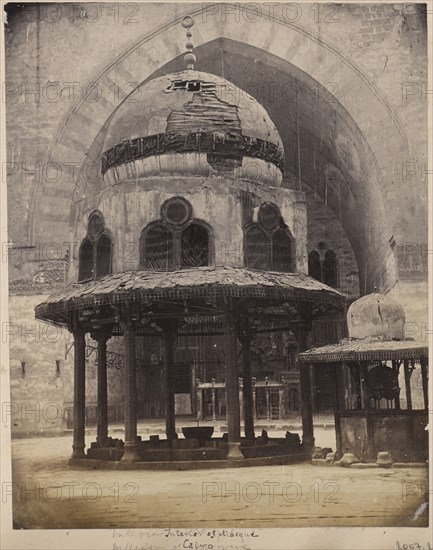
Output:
(101, 70), (284, 186)
(347, 293), (405, 340)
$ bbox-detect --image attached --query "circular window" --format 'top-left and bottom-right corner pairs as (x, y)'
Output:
(162, 197), (192, 225)
(259, 203), (280, 230)
(88, 213), (104, 237)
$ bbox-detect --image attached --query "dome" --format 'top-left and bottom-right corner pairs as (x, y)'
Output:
(347, 293), (405, 340)
(101, 70), (284, 186)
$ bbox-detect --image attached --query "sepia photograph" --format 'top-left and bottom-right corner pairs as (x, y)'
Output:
(0, 1), (431, 548)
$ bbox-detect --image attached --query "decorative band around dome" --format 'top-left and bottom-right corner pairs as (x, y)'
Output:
(101, 131), (285, 175)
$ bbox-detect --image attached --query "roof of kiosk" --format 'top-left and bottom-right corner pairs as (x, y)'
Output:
(299, 292), (426, 363)
(298, 337), (427, 362)
(35, 267), (345, 327)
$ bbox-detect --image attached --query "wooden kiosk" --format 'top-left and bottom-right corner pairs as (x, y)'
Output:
(299, 293), (429, 463)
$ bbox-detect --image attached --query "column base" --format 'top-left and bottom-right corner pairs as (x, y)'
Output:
(121, 444), (141, 462)
(166, 432), (178, 443)
(71, 445), (86, 459)
(226, 442), (244, 460)
(96, 435), (109, 447)
(244, 428), (255, 440)
(302, 435), (315, 456)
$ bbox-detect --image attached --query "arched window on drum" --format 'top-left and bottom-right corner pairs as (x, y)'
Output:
(272, 229), (294, 272)
(140, 197), (213, 271)
(181, 223), (209, 268)
(323, 250), (338, 287)
(78, 211), (113, 282)
(308, 248), (339, 288)
(243, 203), (295, 273)
(140, 223), (174, 271)
(308, 251), (322, 282)
(244, 224), (269, 270)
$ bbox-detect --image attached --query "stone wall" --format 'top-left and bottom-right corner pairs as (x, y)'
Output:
(7, 294), (127, 437)
(7, 295), (72, 436)
(307, 193), (360, 301)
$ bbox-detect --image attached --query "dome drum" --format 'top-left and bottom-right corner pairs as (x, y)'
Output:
(72, 179), (307, 278)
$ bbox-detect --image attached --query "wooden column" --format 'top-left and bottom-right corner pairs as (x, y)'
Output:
(164, 328), (177, 443)
(224, 304), (243, 460)
(311, 363), (318, 417)
(266, 381), (271, 421)
(359, 362), (370, 409)
(278, 387), (284, 420)
(403, 359), (413, 410)
(420, 356), (429, 411)
(239, 332), (255, 439)
(191, 361), (197, 416)
(238, 380), (244, 422)
(333, 363), (343, 459)
(196, 382), (203, 421)
(93, 332), (110, 446)
(392, 360), (401, 409)
(296, 321), (315, 454)
(253, 381), (257, 420)
(121, 320), (140, 462)
(71, 328), (86, 459)
(211, 381), (216, 421)
(359, 361), (374, 461)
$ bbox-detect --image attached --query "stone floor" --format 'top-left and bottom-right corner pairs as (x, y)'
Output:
(8, 423), (429, 529)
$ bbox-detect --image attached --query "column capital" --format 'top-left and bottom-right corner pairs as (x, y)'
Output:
(293, 323), (311, 353)
(68, 310), (86, 335)
(295, 303), (313, 326)
(157, 318), (180, 337)
(90, 329), (112, 344)
(118, 303), (141, 331)
(72, 325), (86, 338)
(236, 317), (257, 343)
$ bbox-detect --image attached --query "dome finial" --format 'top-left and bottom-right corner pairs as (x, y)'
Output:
(181, 15), (196, 70)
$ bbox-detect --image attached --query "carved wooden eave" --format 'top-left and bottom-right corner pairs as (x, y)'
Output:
(35, 266), (345, 329)
(298, 337), (428, 363)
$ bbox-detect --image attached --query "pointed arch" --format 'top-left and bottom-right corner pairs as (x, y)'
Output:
(31, 15), (414, 293)
(96, 233), (112, 277)
(140, 222), (174, 270)
(308, 251), (322, 282)
(181, 223), (209, 268)
(323, 250), (338, 287)
(272, 229), (294, 273)
(244, 224), (270, 270)
(78, 237), (94, 282)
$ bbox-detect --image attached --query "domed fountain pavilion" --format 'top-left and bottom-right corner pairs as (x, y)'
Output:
(35, 17), (346, 468)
